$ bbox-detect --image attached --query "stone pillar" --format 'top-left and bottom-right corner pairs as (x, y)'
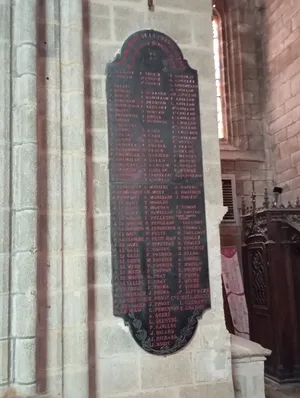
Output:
(89, 0), (234, 397)
(60, 0), (89, 396)
(0, 0), (12, 393)
(11, 0), (38, 395)
(45, 0), (63, 395)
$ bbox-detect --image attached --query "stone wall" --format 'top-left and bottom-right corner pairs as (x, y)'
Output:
(264, 0), (300, 202)
(89, 0), (233, 397)
(0, 0), (234, 397)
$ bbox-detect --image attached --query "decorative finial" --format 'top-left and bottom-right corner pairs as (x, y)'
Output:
(251, 182), (256, 213)
(263, 187), (270, 209)
(241, 196), (246, 215)
(148, 0), (154, 11)
(296, 197), (300, 208)
(288, 201), (293, 208)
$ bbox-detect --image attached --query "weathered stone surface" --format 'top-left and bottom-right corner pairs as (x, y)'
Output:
(99, 357), (140, 395)
(180, 382), (234, 398)
(141, 354), (193, 389)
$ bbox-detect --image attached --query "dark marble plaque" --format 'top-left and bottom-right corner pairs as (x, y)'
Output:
(106, 30), (211, 355)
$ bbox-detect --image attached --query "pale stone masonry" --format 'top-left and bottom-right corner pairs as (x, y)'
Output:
(0, 0), (235, 397)
(264, 0), (300, 202)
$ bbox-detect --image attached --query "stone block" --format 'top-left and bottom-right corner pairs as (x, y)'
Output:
(60, 0), (82, 25)
(47, 330), (62, 370)
(11, 252), (36, 294)
(60, 26), (83, 64)
(91, 77), (105, 101)
(146, 11), (192, 45)
(276, 156), (292, 173)
(201, 323), (229, 350)
(60, 63), (84, 93)
(199, 105), (218, 140)
(90, 16), (111, 41)
(93, 215), (111, 252)
(113, 6), (145, 42)
(13, 104), (37, 144)
(14, 0), (36, 44)
(99, 356), (139, 395)
(95, 253), (111, 285)
(63, 290), (88, 327)
(90, 43), (121, 76)
(46, 24), (60, 60)
(0, 293), (9, 339)
(63, 214), (87, 251)
(203, 163), (223, 204)
(48, 215), (63, 253)
(94, 179), (110, 215)
(160, 0), (210, 12)
(63, 328), (88, 366)
(90, 3), (110, 17)
(95, 286), (114, 322)
(107, 389), (179, 398)
(16, 44), (36, 75)
(291, 150), (300, 166)
(15, 338), (36, 384)
(274, 128), (287, 144)
(60, 123), (85, 152)
(12, 144), (37, 210)
(277, 167), (298, 184)
(11, 384), (36, 397)
(0, 254), (9, 294)
(0, 211), (10, 254)
(141, 353), (193, 389)
(14, 74), (36, 106)
(279, 136), (298, 157)
(12, 210), (37, 253)
(63, 254), (87, 290)
(0, 339), (8, 384)
(62, 154), (86, 211)
(194, 349), (230, 383)
(285, 92), (300, 113)
(192, 13), (214, 47)
(61, 92), (84, 126)
(287, 120), (300, 138)
(198, 81), (217, 109)
(291, 72), (300, 96)
(12, 294), (36, 337)
(92, 129), (109, 160)
(47, 372), (63, 397)
(63, 366), (89, 398)
(180, 382), (234, 398)
(91, 101), (107, 129)
(201, 134), (221, 164)
(48, 155), (62, 211)
(96, 322), (138, 356)
(47, 289), (62, 331)
(290, 176), (300, 190)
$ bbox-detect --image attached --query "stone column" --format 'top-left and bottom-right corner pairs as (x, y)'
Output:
(0, 0), (12, 393)
(60, 0), (89, 396)
(11, 0), (38, 395)
(45, 0), (63, 395)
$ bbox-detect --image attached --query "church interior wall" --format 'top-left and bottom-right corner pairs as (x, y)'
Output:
(263, 0), (300, 203)
(88, 1), (234, 397)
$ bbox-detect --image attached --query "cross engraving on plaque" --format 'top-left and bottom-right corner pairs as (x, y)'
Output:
(148, 0), (154, 11)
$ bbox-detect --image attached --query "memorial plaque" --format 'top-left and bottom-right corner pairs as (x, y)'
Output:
(106, 30), (211, 355)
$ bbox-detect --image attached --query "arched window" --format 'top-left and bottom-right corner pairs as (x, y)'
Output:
(212, 6), (226, 140)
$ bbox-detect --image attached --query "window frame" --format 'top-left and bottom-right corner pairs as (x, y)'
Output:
(212, 1), (229, 142)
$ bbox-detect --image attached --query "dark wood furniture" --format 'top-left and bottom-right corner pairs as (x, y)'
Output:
(241, 196), (300, 383)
